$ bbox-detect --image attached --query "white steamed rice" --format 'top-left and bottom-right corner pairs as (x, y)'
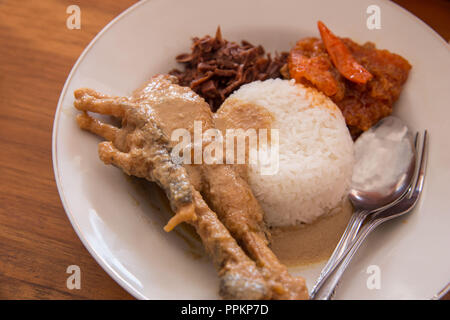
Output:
(226, 79), (354, 226)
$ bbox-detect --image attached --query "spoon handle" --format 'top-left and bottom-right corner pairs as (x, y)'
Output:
(312, 217), (383, 300)
(310, 209), (368, 297)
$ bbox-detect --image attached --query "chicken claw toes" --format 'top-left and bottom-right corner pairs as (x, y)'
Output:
(98, 142), (133, 173)
(74, 89), (128, 118)
(74, 88), (109, 100)
(77, 112), (119, 142)
(164, 203), (197, 232)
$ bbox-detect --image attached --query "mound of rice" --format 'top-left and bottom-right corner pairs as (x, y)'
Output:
(226, 79), (354, 226)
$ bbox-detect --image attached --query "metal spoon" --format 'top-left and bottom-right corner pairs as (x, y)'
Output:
(310, 116), (416, 298)
(312, 130), (427, 300)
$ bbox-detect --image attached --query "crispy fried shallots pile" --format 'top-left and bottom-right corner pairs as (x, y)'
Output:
(170, 27), (288, 111)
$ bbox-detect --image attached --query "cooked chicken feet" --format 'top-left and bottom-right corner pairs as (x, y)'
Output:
(74, 88), (270, 300)
(192, 189), (268, 299)
(201, 164), (309, 299)
(74, 92), (195, 231)
(74, 75), (309, 299)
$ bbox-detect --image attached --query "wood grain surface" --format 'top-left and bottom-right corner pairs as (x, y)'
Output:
(0, 0), (448, 300)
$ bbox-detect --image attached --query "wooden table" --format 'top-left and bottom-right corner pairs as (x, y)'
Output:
(0, 0), (448, 300)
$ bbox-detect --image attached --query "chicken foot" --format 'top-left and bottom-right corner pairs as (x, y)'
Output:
(74, 89), (195, 231)
(201, 164), (309, 299)
(74, 89), (270, 299)
(74, 75), (309, 299)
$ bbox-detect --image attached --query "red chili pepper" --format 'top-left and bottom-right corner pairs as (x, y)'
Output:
(317, 21), (373, 84)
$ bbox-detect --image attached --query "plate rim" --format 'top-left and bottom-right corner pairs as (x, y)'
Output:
(52, 0), (450, 300)
(51, 0), (148, 300)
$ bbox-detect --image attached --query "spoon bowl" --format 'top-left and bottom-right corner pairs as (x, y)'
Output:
(349, 116), (416, 211)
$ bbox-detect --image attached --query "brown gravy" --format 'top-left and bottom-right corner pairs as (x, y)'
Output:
(270, 199), (353, 267)
(129, 165), (353, 268)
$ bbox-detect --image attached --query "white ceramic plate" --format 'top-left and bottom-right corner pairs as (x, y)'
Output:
(53, 0), (450, 299)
